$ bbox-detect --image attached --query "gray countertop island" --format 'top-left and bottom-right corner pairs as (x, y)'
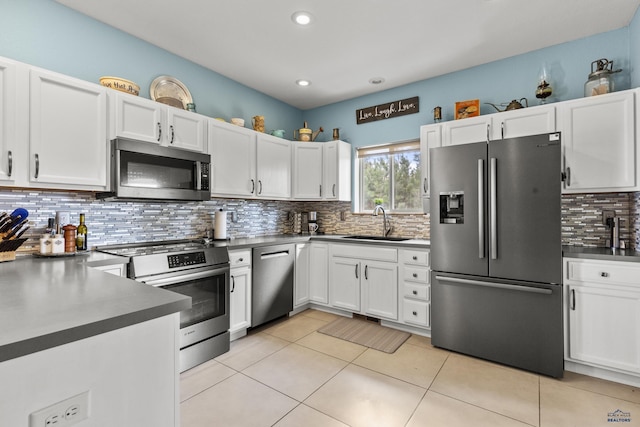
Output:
(0, 254), (190, 363)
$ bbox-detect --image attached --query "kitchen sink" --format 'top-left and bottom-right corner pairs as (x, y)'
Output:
(342, 235), (411, 242)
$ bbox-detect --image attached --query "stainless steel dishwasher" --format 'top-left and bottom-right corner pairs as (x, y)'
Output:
(251, 243), (295, 327)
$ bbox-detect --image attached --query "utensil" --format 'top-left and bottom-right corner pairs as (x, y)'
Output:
(11, 208), (28, 221)
(12, 225), (29, 240)
(2, 218), (28, 239)
(150, 75), (193, 110)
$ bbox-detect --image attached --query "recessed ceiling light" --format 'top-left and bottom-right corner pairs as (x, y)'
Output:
(296, 79), (311, 87)
(291, 11), (314, 26)
(369, 77), (385, 85)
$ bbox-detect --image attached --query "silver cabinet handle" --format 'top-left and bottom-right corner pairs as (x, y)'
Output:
(412, 255), (418, 261)
(423, 177), (428, 194)
(238, 258), (243, 262)
(258, 180), (263, 194)
(486, 123), (490, 142)
(571, 289), (576, 310)
(413, 311), (418, 316)
(490, 157), (497, 260)
(364, 265), (368, 280)
(7, 150), (12, 177)
(34, 153), (39, 179)
(435, 275), (553, 295)
(601, 271), (609, 277)
(332, 183), (336, 197)
(250, 179), (255, 194)
(501, 122), (505, 139)
(157, 122), (162, 142)
(170, 125), (175, 144)
(412, 290), (418, 295)
(566, 166), (571, 187)
(319, 184), (322, 197)
(478, 159), (485, 259)
(231, 275), (236, 293)
(355, 264), (358, 279)
(412, 273), (418, 278)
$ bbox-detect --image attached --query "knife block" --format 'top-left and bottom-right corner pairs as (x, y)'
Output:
(0, 234), (28, 262)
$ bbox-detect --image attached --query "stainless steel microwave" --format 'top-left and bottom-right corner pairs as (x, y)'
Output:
(97, 138), (211, 201)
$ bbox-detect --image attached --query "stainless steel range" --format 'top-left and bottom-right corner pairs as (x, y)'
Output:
(97, 239), (230, 372)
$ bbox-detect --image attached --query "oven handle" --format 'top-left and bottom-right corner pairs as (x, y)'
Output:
(140, 266), (230, 288)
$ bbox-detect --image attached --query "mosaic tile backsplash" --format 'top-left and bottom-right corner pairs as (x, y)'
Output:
(0, 189), (638, 254)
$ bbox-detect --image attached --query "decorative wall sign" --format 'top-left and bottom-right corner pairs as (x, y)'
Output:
(356, 96), (419, 125)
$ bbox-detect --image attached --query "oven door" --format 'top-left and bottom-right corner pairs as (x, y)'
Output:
(141, 266), (230, 349)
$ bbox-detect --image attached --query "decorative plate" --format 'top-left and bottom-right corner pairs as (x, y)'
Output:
(150, 76), (193, 110)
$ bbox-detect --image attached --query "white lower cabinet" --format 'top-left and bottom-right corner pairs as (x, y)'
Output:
(329, 244), (398, 321)
(309, 243), (329, 305)
(400, 249), (431, 328)
(295, 243), (310, 307)
(229, 250), (252, 340)
(564, 258), (640, 377)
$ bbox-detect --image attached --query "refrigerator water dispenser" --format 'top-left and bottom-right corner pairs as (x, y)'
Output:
(439, 191), (464, 224)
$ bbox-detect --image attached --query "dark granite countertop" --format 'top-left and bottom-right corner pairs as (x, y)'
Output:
(563, 246), (640, 263)
(0, 253), (190, 363)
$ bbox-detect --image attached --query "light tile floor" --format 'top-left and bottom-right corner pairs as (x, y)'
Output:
(181, 309), (640, 427)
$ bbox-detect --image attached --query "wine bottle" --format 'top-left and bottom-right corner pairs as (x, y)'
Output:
(76, 213), (88, 251)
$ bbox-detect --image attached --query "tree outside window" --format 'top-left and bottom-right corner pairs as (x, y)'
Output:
(358, 141), (421, 212)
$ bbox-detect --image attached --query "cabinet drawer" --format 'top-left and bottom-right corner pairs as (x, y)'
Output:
(229, 250), (251, 268)
(401, 249), (430, 266)
(403, 266), (430, 284)
(330, 244), (397, 262)
(403, 299), (430, 327)
(403, 283), (430, 301)
(566, 259), (640, 287)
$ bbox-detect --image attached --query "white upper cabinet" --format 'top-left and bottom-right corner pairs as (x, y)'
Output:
(292, 140), (352, 201)
(256, 133), (291, 199)
(490, 105), (556, 140)
(29, 68), (107, 189)
(208, 119), (256, 197)
(292, 142), (323, 199)
(419, 124), (442, 200)
(110, 92), (206, 152)
(442, 115), (492, 146)
(323, 140), (351, 201)
(0, 58), (17, 184)
(558, 90), (636, 193)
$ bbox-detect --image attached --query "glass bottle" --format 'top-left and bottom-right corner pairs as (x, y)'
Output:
(76, 213), (88, 251)
(535, 63), (553, 104)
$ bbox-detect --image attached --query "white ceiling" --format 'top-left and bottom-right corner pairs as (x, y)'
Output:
(57, 0), (640, 110)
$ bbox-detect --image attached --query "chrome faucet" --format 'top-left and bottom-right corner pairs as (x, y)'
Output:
(373, 205), (392, 237)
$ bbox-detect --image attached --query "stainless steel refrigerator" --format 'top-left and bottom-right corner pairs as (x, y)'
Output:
(430, 132), (563, 378)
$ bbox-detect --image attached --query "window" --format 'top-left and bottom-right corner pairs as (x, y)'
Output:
(356, 140), (421, 212)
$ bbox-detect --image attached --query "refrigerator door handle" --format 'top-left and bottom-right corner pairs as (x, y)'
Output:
(478, 159), (485, 259)
(435, 275), (553, 295)
(490, 157), (498, 260)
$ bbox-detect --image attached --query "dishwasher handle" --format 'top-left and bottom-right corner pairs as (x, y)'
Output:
(260, 250), (290, 260)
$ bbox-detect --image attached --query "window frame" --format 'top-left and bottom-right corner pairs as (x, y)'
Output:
(355, 139), (422, 214)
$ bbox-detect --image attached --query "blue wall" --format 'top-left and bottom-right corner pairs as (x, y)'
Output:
(0, 0), (637, 149)
(0, 0), (303, 133)
(304, 28), (632, 147)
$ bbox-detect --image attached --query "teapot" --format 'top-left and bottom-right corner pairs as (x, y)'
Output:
(485, 98), (529, 112)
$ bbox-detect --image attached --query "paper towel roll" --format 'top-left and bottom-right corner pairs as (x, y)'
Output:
(214, 209), (227, 240)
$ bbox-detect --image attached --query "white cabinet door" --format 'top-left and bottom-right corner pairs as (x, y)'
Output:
(0, 58), (17, 184)
(330, 257), (361, 311)
(419, 124), (441, 200)
(111, 92), (163, 144)
(559, 91), (636, 193)
(309, 243), (329, 304)
(491, 105), (556, 140)
(568, 282), (640, 373)
(323, 140), (352, 201)
(167, 107), (207, 152)
(295, 243), (310, 307)
(230, 266), (252, 334)
(208, 120), (257, 197)
(442, 115), (491, 146)
(292, 142), (323, 199)
(363, 261), (398, 320)
(256, 133), (291, 199)
(29, 68), (107, 189)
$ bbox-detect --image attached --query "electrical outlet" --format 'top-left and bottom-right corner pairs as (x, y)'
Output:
(29, 391), (90, 427)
